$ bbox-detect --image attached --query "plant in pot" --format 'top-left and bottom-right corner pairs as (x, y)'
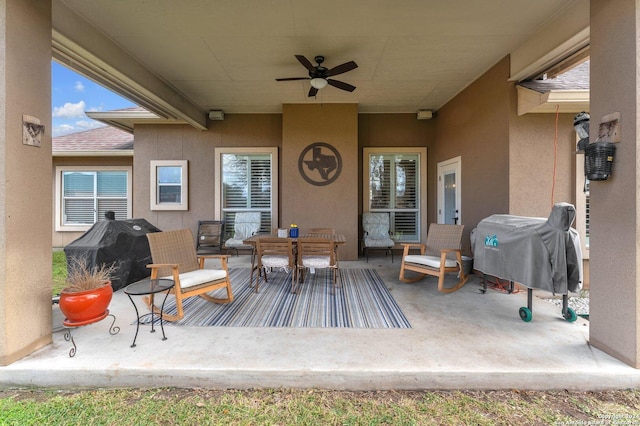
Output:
(59, 256), (117, 325)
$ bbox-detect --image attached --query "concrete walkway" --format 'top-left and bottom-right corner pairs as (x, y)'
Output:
(2, 256), (639, 391)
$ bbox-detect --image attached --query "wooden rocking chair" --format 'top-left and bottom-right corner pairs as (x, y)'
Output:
(398, 224), (468, 293)
(145, 229), (234, 322)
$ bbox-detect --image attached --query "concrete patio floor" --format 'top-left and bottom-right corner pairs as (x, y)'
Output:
(2, 255), (640, 391)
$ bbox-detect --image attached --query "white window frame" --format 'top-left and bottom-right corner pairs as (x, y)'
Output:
(575, 152), (590, 259)
(362, 147), (427, 243)
(150, 160), (189, 211)
(55, 165), (132, 232)
(214, 147), (279, 229)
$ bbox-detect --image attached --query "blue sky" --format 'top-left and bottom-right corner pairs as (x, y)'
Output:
(51, 61), (136, 137)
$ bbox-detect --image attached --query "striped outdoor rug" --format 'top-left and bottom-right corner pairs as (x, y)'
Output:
(140, 268), (411, 328)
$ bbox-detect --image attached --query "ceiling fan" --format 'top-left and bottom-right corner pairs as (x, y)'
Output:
(276, 55), (358, 97)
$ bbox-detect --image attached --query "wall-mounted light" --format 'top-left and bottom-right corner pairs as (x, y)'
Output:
(417, 110), (433, 120)
(310, 78), (328, 89)
(208, 110), (224, 120)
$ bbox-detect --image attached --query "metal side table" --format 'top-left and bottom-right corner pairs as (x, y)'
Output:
(124, 278), (174, 347)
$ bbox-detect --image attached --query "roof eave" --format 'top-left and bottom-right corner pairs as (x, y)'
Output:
(517, 86), (589, 115)
(85, 110), (188, 133)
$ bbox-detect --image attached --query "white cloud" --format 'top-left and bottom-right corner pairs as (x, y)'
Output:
(74, 81), (85, 92)
(52, 101), (86, 118)
(52, 124), (75, 137)
(75, 120), (104, 130)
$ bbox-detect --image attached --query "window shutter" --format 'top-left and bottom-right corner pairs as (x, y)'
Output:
(222, 156), (249, 208)
(64, 199), (95, 224)
(221, 153), (273, 236)
(367, 153), (420, 241)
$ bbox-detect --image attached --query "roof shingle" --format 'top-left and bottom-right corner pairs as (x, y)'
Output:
(53, 125), (133, 152)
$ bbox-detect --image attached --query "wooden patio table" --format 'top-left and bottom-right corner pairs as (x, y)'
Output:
(242, 233), (346, 282)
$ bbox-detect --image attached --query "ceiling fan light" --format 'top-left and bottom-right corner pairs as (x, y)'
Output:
(310, 77), (328, 89)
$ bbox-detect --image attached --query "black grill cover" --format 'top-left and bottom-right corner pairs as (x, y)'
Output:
(64, 219), (162, 291)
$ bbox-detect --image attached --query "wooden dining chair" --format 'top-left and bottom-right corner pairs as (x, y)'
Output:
(308, 228), (339, 267)
(308, 227), (335, 235)
(296, 237), (339, 294)
(252, 237), (296, 293)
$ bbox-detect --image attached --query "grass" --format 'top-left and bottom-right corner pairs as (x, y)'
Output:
(0, 388), (639, 425)
(52, 251), (67, 296)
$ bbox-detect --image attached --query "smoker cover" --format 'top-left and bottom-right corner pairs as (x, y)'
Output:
(471, 203), (582, 294)
(64, 219), (162, 291)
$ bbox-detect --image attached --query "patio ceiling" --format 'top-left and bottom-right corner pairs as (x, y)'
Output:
(52, 0), (589, 130)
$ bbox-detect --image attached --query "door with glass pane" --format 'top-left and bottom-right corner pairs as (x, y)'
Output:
(366, 151), (420, 242)
(437, 157), (461, 225)
(220, 152), (273, 239)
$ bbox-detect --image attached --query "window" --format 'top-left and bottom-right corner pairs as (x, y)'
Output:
(214, 148), (278, 240)
(363, 148), (427, 242)
(150, 160), (188, 210)
(55, 166), (132, 231)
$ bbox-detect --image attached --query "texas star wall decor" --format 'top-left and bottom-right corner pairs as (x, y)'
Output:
(298, 142), (342, 186)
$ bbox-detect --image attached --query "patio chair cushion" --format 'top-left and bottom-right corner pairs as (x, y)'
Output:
(233, 222), (256, 240)
(363, 213), (392, 238)
(403, 254), (457, 269)
(225, 237), (252, 248)
(261, 255), (291, 269)
(163, 269), (228, 290)
(364, 236), (395, 247)
(300, 255), (331, 268)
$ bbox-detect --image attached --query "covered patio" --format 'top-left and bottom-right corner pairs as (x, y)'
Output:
(3, 0), (640, 379)
(2, 256), (640, 391)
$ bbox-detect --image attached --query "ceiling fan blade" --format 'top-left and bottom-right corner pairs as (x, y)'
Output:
(308, 86), (319, 97)
(295, 55), (316, 72)
(327, 79), (356, 92)
(276, 77), (309, 81)
(326, 61), (358, 77)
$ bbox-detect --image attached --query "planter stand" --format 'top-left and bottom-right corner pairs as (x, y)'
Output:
(62, 310), (119, 357)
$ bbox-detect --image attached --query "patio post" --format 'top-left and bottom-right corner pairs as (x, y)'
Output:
(589, 0), (640, 368)
(0, 0), (53, 365)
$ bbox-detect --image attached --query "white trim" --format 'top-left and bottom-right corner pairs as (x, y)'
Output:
(362, 147), (427, 242)
(517, 86), (590, 116)
(150, 160), (189, 211)
(54, 165), (132, 232)
(437, 156), (462, 225)
(575, 152), (590, 259)
(214, 147), (279, 225)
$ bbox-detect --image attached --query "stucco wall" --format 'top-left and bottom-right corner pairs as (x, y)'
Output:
(434, 57), (511, 254)
(0, 0), (52, 365)
(282, 104), (358, 259)
(133, 114), (283, 240)
(132, 111), (435, 260)
(509, 104), (577, 217)
(589, 0), (640, 367)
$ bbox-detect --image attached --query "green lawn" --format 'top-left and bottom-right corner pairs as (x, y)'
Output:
(0, 388), (639, 425)
(52, 251), (67, 296)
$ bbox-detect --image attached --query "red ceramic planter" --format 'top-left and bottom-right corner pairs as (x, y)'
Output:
(59, 282), (113, 324)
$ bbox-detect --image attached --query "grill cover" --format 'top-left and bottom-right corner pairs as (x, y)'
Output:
(64, 219), (162, 291)
(471, 203), (582, 294)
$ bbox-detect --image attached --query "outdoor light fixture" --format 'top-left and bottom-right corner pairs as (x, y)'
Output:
(310, 78), (328, 89)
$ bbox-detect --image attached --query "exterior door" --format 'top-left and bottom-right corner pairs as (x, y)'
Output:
(437, 157), (461, 224)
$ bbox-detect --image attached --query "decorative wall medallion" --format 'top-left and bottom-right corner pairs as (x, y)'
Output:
(298, 142), (342, 186)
